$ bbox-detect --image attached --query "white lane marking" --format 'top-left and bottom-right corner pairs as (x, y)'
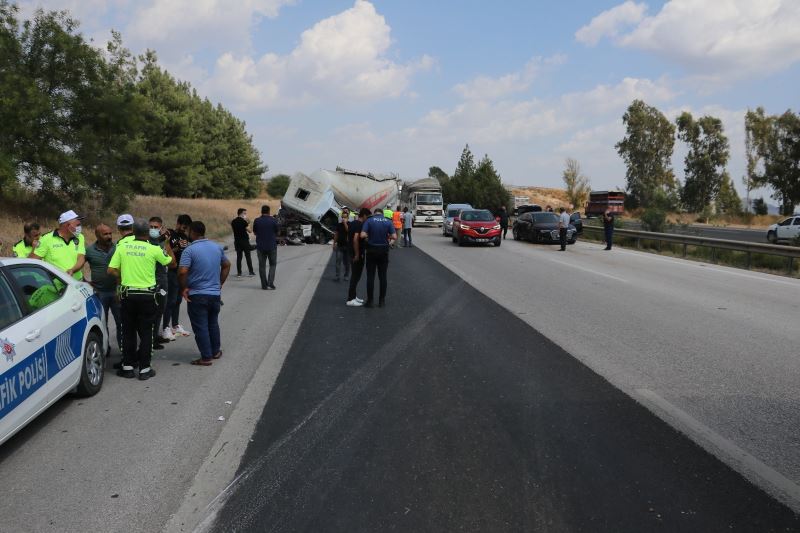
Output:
(635, 388), (800, 514)
(585, 241), (800, 289)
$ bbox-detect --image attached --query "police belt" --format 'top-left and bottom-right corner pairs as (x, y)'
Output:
(118, 285), (157, 298)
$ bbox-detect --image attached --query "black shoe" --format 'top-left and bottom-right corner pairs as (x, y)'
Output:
(157, 336), (170, 343)
(364, 301), (374, 308)
(153, 344), (165, 350)
(113, 361), (123, 370)
(604, 247), (611, 250)
(117, 368), (135, 379)
(267, 284), (276, 290)
(379, 299), (385, 307)
(138, 367), (156, 381)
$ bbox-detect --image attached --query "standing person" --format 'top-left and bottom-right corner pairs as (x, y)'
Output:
(333, 208), (351, 282)
(178, 221), (231, 366)
(603, 209), (615, 250)
(252, 205), (278, 290)
(31, 210), (86, 279)
(116, 214), (135, 243)
(360, 208), (396, 307)
(107, 219), (175, 380)
(12, 223), (41, 258)
(231, 208), (255, 278)
(498, 205), (509, 240)
(546, 205), (554, 213)
(346, 208), (370, 306)
(149, 217), (170, 350)
(402, 207), (413, 247)
(558, 207), (570, 251)
(84, 223), (122, 356)
(162, 214), (192, 340)
(392, 206), (403, 249)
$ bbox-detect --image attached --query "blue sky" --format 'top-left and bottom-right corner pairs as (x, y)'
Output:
(17, 0), (800, 197)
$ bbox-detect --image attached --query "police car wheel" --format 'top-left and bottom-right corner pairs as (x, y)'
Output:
(76, 331), (104, 397)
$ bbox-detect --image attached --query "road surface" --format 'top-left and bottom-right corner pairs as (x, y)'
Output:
(201, 233), (798, 532)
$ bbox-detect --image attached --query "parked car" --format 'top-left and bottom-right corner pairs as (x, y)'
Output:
(516, 204), (542, 216)
(570, 212), (583, 235)
(0, 258), (108, 446)
(443, 203), (473, 237)
(767, 216), (800, 243)
(452, 209), (502, 247)
(512, 211), (577, 244)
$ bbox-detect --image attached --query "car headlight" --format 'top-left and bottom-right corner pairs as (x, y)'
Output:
(460, 224), (469, 230)
(493, 224), (501, 230)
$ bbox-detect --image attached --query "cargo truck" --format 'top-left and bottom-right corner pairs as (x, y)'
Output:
(400, 177), (443, 227)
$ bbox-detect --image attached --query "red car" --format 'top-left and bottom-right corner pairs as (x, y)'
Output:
(451, 209), (502, 247)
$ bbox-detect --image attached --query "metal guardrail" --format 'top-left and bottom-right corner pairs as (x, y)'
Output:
(583, 226), (800, 273)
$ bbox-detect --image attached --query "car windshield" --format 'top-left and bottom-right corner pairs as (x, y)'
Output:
(418, 194), (442, 205)
(447, 209), (463, 217)
(533, 212), (559, 223)
(461, 210), (494, 222)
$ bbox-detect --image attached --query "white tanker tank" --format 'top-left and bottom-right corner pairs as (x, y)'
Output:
(280, 168), (400, 243)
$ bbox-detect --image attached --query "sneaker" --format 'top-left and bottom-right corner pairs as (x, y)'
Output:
(162, 327), (177, 341)
(173, 325), (191, 337)
(236, 274), (242, 278)
(117, 366), (135, 379)
(267, 284), (276, 290)
(343, 276), (349, 281)
(355, 297), (364, 304)
(138, 367), (156, 381)
(346, 299), (363, 307)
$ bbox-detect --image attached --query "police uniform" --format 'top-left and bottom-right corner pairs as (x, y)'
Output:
(12, 239), (34, 258)
(35, 230), (86, 279)
(108, 237), (172, 379)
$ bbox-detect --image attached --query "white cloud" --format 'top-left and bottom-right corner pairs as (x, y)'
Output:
(200, 0), (433, 109)
(579, 0), (800, 80)
(126, 0), (295, 54)
(575, 1), (646, 46)
(452, 55), (565, 101)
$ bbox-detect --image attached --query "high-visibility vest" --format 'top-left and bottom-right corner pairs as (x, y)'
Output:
(392, 211), (402, 229)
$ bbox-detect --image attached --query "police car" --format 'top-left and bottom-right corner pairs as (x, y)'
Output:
(0, 257), (107, 445)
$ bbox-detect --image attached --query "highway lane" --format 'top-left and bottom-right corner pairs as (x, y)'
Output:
(412, 228), (800, 510)
(0, 244), (328, 533)
(206, 243), (797, 532)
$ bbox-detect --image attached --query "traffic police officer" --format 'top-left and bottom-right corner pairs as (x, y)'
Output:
(12, 222), (41, 258)
(360, 208), (396, 307)
(108, 219), (175, 380)
(30, 210), (86, 279)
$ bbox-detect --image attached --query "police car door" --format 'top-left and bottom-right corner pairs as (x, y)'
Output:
(4, 265), (84, 420)
(0, 268), (48, 443)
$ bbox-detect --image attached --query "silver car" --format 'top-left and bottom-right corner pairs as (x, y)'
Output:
(442, 203), (473, 237)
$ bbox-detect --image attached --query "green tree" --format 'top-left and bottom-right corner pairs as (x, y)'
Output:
(562, 157), (591, 208)
(267, 174), (291, 198)
(746, 108), (800, 215)
(716, 173), (741, 215)
(442, 144), (476, 204)
(676, 112), (730, 213)
(441, 145), (508, 209)
(428, 166), (449, 185)
(616, 100), (676, 208)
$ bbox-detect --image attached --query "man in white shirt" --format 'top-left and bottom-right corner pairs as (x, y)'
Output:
(402, 207), (413, 247)
(558, 207), (570, 251)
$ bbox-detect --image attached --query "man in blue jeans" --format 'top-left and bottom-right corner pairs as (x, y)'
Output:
(178, 221), (231, 366)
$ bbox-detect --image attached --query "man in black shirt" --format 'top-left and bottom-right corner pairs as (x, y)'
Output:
(162, 214), (192, 339)
(498, 205), (509, 239)
(603, 209), (615, 250)
(346, 208), (370, 306)
(333, 208), (351, 282)
(231, 208), (255, 277)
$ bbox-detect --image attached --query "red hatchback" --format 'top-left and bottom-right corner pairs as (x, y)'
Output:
(452, 209), (502, 247)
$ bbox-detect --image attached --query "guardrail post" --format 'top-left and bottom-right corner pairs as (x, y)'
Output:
(657, 240), (662, 253)
(636, 237), (640, 250)
(788, 257), (794, 275)
(683, 243), (688, 258)
(746, 251), (751, 270)
(711, 247), (716, 264)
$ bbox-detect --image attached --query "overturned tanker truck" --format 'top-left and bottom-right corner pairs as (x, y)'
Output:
(280, 167), (400, 244)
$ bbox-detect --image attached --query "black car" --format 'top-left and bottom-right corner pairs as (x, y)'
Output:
(512, 211), (577, 244)
(515, 204), (542, 216)
(570, 212), (583, 234)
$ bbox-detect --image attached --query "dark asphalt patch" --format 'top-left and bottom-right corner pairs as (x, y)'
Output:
(212, 246), (798, 532)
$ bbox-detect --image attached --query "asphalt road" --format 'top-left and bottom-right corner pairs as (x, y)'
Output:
(0, 244), (329, 533)
(205, 240), (798, 532)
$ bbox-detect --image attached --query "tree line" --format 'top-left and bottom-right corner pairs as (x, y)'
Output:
(617, 99), (800, 216)
(0, 3), (266, 213)
(429, 145), (511, 211)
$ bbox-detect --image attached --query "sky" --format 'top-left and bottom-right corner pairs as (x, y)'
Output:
(15, 0), (800, 197)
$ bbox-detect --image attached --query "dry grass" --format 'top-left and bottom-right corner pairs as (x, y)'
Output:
(0, 195), (280, 256)
(509, 186), (572, 209)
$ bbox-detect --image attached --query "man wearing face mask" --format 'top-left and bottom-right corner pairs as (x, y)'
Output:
(149, 216), (171, 350)
(31, 210), (86, 280)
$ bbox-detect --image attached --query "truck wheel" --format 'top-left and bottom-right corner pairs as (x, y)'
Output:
(76, 331), (104, 397)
